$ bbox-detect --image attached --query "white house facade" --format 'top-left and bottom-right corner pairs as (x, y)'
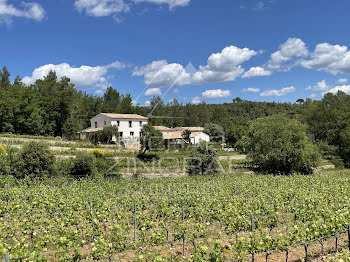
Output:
(156, 126), (210, 146)
(190, 132), (210, 144)
(80, 113), (148, 141)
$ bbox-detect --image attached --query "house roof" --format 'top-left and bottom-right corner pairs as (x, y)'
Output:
(162, 131), (183, 140)
(173, 127), (205, 132)
(154, 126), (174, 131)
(162, 131), (207, 140)
(99, 113), (148, 120)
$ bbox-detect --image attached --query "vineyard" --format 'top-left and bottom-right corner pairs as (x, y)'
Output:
(0, 170), (350, 261)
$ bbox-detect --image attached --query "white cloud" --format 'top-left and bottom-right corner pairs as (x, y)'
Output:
(22, 61), (125, 88)
(267, 38), (308, 71)
(301, 43), (350, 75)
(133, 0), (190, 9)
(305, 80), (350, 96)
(308, 93), (317, 99)
(192, 96), (201, 104)
(241, 87), (260, 93)
(306, 80), (330, 91)
(254, 1), (264, 10)
(205, 46), (257, 72)
(75, 0), (130, 17)
(133, 60), (191, 87)
(144, 87), (162, 96)
(260, 86), (296, 97)
(242, 66), (271, 78)
(74, 0), (190, 17)
(192, 46), (256, 84)
(0, 0), (45, 24)
(192, 66), (244, 84)
(202, 89), (231, 99)
(327, 85), (350, 95)
(133, 45), (257, 87)
(338, 78), (348, 84)
(144, 100), (151, 106)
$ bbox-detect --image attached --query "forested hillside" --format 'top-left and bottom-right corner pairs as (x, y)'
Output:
(1, 66), (350, 164)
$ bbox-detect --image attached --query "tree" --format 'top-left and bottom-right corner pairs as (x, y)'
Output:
(339, 125), (350, 167)
(27, 107), (45, 135)
(241, 115), (321, 175)
(140, 124), (163, 155)
(119, 94), (133, 114)
(63, 114), (82, 140)
(204, 123), (225, 143)
(102, 87), (121, 112)
(99, 126), (119, 144)
(69, 152), (97, 179)
(187, 142), (218, 176)
(296, 98), (305, 104)
(89, 126), (119, 145)
(224, 117), (249, 147)
(0, 66), (10, 86)
(182, 129), (191, 144)
(13, 141), (56, 178)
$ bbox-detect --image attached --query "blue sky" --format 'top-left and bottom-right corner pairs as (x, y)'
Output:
(2, 0), (350, 105)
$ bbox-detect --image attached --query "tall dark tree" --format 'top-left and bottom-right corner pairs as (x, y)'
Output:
(102, 87), (121, 112)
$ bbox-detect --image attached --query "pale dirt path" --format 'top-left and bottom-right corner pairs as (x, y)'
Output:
(5, 144), (123, 153)
(0, 136), (74, 144)
(218, 154), (247, 160)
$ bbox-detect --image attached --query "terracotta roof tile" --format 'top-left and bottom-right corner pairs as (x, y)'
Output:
(100, 113), (148, 120)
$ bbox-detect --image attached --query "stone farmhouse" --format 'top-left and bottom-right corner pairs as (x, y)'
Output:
(79, 113), (210, 149)
(79, 113), (148, 142)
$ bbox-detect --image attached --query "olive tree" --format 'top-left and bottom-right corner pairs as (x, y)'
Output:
(89, 126), (119, 145)
(182, 129), (191, 144)
(139, 124), (163, 155)
(187, 142), (218, 176)
(241, 115), (321, 175)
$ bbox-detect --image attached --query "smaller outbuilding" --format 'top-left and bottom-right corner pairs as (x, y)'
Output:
(161, 129), (210, 146)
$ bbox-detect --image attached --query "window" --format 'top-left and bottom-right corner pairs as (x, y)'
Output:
(104, 121), (106, 126)
(129, 121), (132, 128)
(119, 132), (123, 138)
(94, 122), (98, 128)
(130, 131), (134, 136)
(139, 121), (143, 127)
(117, 121), (120, 127)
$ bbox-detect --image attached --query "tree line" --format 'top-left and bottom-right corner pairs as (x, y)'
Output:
(2, 66), (350, 166)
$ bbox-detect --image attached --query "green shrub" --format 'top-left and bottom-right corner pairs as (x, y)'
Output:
(13, 141), (55, 178)
(241, 115), (321, 175)
(136, 152), (160, 162)
(330, 157), (344, 169)
(0, 155), (10, 176)
(187, 142), (218, 176)
(69, 152), (97, 179)
(0, 143), (6, 155)
(96, 157), (120, 178)
(55, 158), (75, 177)
(339, 125), (350, 167)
